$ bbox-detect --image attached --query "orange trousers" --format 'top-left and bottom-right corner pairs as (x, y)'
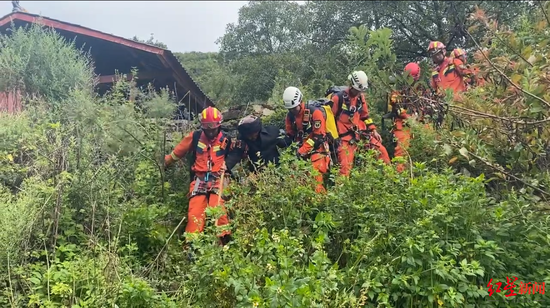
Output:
(392, 128), (411, 173)
(367, 136), (391, 165)
(186, 179), (231, 237)
(337, 138), (391, 176)
(337, 140), (357, 176)
(311, 154), (330, 193)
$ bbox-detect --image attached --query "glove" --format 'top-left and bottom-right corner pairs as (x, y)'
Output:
(223, 176), (230, 189)
(296, 148), (307, 160)
(164, 154), (174, 168)
(371, 130), (382, 142)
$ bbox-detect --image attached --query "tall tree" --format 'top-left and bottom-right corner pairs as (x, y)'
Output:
(217, 1), (309, 61)
(211, 0), (531, 105)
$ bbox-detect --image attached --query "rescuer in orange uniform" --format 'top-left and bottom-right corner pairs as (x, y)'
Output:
(428, 41), (470, 97)
(283, 86), (331, 193)
(164, 106), (232, 245)
(329, 70), (390, 176)
(388, 63), (420, 172)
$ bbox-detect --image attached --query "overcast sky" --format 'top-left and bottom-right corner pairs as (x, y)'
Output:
(0, 1), (249, 53)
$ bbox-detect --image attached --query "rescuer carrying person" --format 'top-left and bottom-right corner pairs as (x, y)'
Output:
(283, 86), (332, 193)
(428, 41), (470, 97)
(164, 106), (232, 246)
(328, 70), (390, 176)
(225, 114), (291, 174)
(385, 62), (424, 173)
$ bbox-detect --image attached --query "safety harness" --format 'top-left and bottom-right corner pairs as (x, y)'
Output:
(287, 104), (331, 148)
(286, 103), (334, 166)
(331, 91), (375, 144)
(188, 130), (231, 197)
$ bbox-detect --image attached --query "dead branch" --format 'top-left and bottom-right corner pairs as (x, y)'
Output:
(143, 215), (187, 276)
(450, 105), (550, 125)
(536, 0), (550, 26)
(450, 141), (550, 198)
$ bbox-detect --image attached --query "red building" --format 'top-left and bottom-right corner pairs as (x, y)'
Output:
(0, 11), (213, 118)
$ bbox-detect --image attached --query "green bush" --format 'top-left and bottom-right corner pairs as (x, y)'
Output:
(177, 151), (550, 307)
(0, 22), (94, 105)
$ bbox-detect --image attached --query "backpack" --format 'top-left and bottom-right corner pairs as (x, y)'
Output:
(304, 99), (339, 142)
(287, 100), (337, 143)
(324, 86), (348, 99)
(324, 85), (365, 119)
(186, 130), (231, 178)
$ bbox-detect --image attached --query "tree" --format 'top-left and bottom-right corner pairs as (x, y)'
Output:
(0, 24), (95, 106)
(217, 1), (309, 61)
(174, 52), (235, 107)
(375, 1), (532, 60)
(219, 1), (531, 63)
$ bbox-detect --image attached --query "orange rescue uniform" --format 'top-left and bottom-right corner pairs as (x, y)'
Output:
(431, 57), (471, 97)
(164, 130), (231, 237)
(330, 88), (390, 176)
(285, 102), (331, 193)
(388, 90), (412, 173)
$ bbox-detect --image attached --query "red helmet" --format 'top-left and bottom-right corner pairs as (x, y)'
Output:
(452, 48), (466, 58)
(404, 62), (421, 81)
(427, 41), (446, 55)
(200, 106), (223, 129)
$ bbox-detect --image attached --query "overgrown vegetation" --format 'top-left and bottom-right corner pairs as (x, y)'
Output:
(1, 1), (550, 307)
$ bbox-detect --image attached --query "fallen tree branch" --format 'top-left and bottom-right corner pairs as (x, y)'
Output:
(505, 207), (550, 222)
(450, 105), (550, 125)
(536, 0), (550, 26)
(450, 141), (550, 198)
(143, 215), (187, 276)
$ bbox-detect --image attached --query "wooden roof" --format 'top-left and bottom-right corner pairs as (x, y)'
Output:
(0, 12), (214, 115)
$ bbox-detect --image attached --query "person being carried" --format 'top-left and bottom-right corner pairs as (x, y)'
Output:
(386, 62), (429, 173)
(164, 106), (232, 246)
(225, 114), (291, 174)
(327, 70), (391, 176)
(283, 86), (332, 193)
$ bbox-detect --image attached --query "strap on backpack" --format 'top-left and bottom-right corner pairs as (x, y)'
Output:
(334, 91), (364, 119)
(188, 130), (203, 179)
(188, 130), (231, 178)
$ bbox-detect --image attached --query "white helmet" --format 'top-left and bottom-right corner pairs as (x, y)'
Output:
(282, 86), (303, 109)
(348, 70), (368, 92)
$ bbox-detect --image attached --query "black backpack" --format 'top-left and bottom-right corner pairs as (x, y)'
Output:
(324, 85), (348, 98)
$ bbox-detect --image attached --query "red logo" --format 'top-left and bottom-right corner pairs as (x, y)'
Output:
(487, 277), (545, 297)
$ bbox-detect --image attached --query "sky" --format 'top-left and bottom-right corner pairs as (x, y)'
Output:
(0, 1), (249, 53)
